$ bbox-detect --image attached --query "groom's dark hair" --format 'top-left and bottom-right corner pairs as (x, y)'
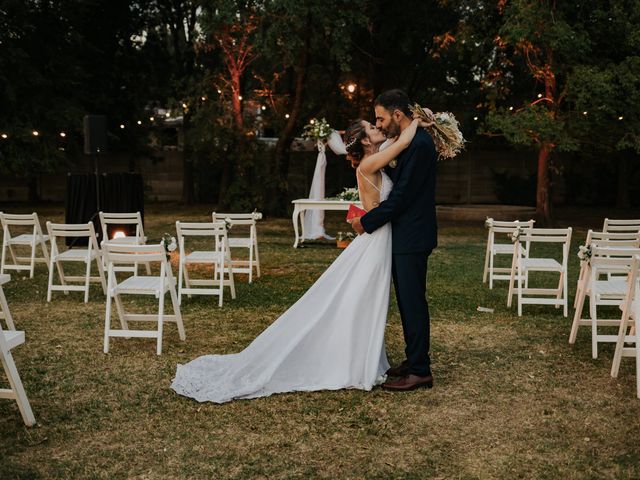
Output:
(374, 89), (412, 117)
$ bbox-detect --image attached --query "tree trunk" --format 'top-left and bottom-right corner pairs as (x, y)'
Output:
(536, 143), (553, 226)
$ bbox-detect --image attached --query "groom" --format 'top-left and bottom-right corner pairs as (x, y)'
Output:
(351, 89), (437, 391)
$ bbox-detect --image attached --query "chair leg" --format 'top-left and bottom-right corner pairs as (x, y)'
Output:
(83, 259), (92, 303)
(507, 254), (517, 308)
(483, 237), (491, 284)
(254, 238), (261, 278)
(183, 265), (192, 299)
(569, 289), (586, 344)
(104, 293), (113, 353)
(517, 267), (523, 317)
(46, 255), (56, 302)
(248, 246), (253, 284)
(590, 294), (599, 359)
(0, 240), (7, 275)
(156, 291), (165, 355)
(228, 264), (236, 299)
(169, 285), (185, 341)
(554, 272), (563, 310)
(96, 256), (107, 294)
(29, 241), (36, 279)
(218, 261), (224, 307)
(1, 351), (36, 426)
(489, 249), (494, 289)
(0, 287), (15, 330)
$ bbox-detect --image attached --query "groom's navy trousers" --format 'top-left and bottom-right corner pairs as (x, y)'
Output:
(361, 128), (437, 377)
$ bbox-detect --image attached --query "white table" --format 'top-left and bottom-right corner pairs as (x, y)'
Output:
(291, 199), (363, 248)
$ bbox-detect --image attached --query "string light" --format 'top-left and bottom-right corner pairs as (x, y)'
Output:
(509, 106), (514, 111)
(201, 96), (206, 101)
(32, 130), (39, 136)
(347, 83), (356, 93)
(182, 103), (187, 109)
(238, 95), (243, 101)
(1, 134), (7, 139)
(261, 105), (266, 111)
(473, 116), (478, 121)
(149, 116), (155, 122)
(537, 93), (543, 98)
(583, 111), (588, 116)
(165, 112), (170, 118)
(217, 89), (222, 94)
(59, 132), (66, 137)
(618, 116), (624, 120)
(120, 124), (125, 129)
(309, 119), (315, 124)
(137, 120), (142, 125)
(285, 114), (290, 119)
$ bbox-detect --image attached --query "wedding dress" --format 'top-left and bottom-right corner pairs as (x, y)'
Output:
(171, 171), (393, 403)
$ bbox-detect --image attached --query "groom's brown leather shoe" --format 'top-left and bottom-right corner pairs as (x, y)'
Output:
(382, 374), (433, 391)
(385, 360), (409, 377)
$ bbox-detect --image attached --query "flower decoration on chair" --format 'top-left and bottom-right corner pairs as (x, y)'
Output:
(509, 226), (523, 243)
(161, 233), (177, 253)
(484, 217), (494, 229)
(577, 244), (592, 264)
(337, 232), (355, 241)
(409, 104), (465, 160)
(223, 217), (233, 231)
(337, 187), (359, 202)
(302, 117), (332, 141)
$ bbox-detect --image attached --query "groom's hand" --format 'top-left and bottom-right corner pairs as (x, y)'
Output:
(351, 217), (365, 235)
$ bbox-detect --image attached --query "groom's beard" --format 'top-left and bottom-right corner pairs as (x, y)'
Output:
(384, 118), (401, 139)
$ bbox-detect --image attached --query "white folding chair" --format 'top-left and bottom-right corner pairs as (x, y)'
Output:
(0, 212), (50, 278)
(0, 277), (35, 426)
(103, 244), (185, 355)
(508, 227), (572, 317)
(176, 221), (236, 307)
(212, 212), (262, 283)
(483, 219), (534, 289)
(99, 211), (150, 274)
(569, 246), (640, 358)
(46, 222), (107, 303)
(603, 218), (640, 234)
(573, 230), (640, 309)
(610, 255), (640, 398)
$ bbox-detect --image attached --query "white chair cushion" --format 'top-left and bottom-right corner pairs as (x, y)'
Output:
(592, 279), (629, 296)
(521, 258), (562, 270)
(115, 276), (169, 294)
(8, 234), (49, 244)
(184, 251), (223, 263)
(228, 238), (252, 248)
(57, 249), (97, 260)
(3, 330), (25, 350)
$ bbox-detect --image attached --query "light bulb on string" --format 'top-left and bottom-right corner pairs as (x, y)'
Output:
(137, 120), (142, 125)
(217, 89), (222, 94)
(165, 112), (170, 118)
(537, 93), (542, 98)
(238, 95), (243, 101)
(347, 83), (356, 93)
(182, 103), (187, 109)
(32, 130), (39, 136)
(583, 111), (588, 116)
(1, 133), (7, 139)
(618, 116), (624, 121)
(149, 116), (155, 122)
(120, 124), (125, 129)
(285, 114), (290, 119)
(201, 96), (206, 101)
(509, 106), (514, 111)
(473, 116), (478, 121)
(310, 119), (315, 124)
(261, 105), (266, 111)
(59, 132), (66, 138)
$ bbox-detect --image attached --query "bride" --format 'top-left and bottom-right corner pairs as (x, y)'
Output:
(171, 117), (427, 403)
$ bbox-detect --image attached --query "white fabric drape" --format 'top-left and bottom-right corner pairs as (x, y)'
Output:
(302, 130), (347, 240)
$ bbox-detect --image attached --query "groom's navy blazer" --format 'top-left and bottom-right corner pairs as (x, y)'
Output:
(360, 128), (438, 254)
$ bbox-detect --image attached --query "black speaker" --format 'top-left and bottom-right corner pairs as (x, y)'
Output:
(83, 115), (107, 154)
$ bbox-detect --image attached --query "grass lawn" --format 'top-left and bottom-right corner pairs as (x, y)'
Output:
(1, 204), (639, 479)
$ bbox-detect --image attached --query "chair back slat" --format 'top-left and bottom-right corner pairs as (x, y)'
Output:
(603, 218), (640, 233)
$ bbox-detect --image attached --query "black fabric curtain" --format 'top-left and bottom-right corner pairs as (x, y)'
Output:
(65, 173), (144, 246)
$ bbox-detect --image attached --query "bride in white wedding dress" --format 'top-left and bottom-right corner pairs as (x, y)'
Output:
(171, 118), (426, 403)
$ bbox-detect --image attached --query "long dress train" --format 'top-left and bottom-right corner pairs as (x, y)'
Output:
(171, 172), (393, 403)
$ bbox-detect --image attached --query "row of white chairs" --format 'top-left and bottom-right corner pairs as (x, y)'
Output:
(484, 217), (640, 398)
(0, 211), (262, 306)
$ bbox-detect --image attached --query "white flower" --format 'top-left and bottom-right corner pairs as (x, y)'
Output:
(509, 226), (522, 243)
(161, 233), (177, 253)
(337, 187), (359, 202)
(485, 217), (494, 229)
(577, 244), (592, 263)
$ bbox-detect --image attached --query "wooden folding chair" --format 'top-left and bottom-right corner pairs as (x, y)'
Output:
(610, 255), (640, 398)
(99, 211), (150, 274)
(483, 219), (534, 289)
(212, 212), (262, 283)
(0, 274), (15, 330)
(176, 221), (236, 306)
(0, 276), (35, 426)
(508, 227), (572, 317)
(603, 218), (640, 234)
(0, 212), (50, 278)
(103, 244), (185, 355)
(46, 222), (107, 303)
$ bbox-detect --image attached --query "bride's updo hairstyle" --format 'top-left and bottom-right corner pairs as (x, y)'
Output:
(343, 120), (367, 168)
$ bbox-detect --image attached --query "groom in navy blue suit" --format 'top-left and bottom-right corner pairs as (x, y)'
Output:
(351, 89), (437, 391)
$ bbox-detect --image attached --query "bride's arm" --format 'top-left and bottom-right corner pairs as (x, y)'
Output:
(358, 119), (423, 174)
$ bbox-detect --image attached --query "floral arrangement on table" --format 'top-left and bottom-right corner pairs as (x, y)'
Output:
(485, 217), (494, 229)
(337, 187), (359, 202)
(161, 233), (177, 253)
(302, 117), (333, 141)
(577, 244), (592, 263)
(409, 104), (465, 160)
